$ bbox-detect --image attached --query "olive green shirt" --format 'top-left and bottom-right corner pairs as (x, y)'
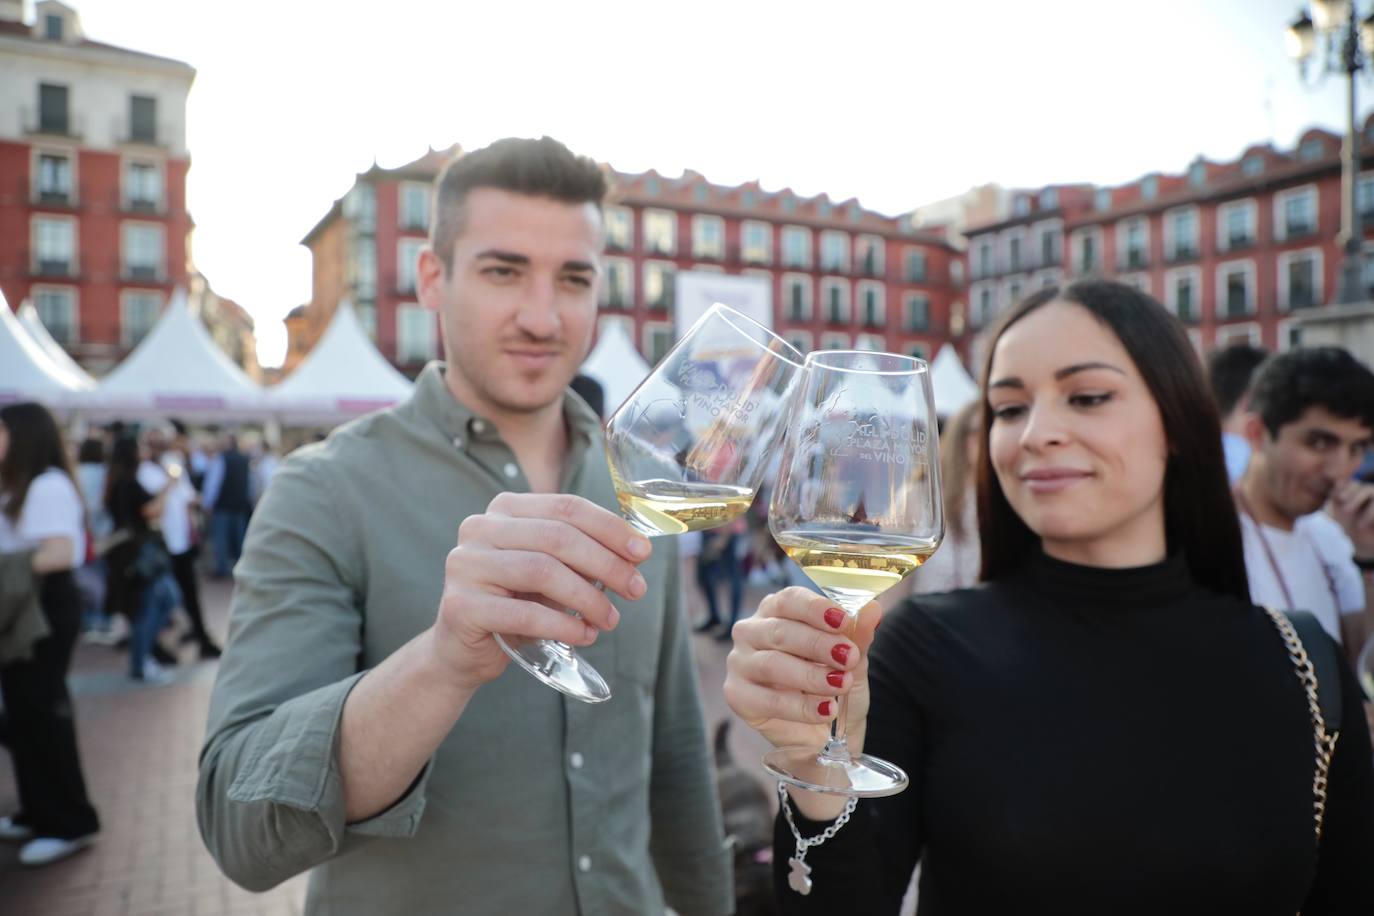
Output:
(196, 363), (733, 915)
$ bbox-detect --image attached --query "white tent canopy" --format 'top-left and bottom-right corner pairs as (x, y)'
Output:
(0, 289), (93, 405)
(77, 288), (263, 420)
(266, 300), (413, 423)
(17, 299), (97, 388)
(930, 344), (979, 418)
(580, 320), (653, 414)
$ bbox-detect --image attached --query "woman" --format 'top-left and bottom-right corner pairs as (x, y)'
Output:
(724, 280), (1374, 914)
(908, 400), (981, 595)
(104, 436), (181, 684)
(0, 403), (101, 866)
(74, 436), (114, 638)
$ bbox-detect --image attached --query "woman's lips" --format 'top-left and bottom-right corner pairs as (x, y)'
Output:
(1019, 468), (1092, 493)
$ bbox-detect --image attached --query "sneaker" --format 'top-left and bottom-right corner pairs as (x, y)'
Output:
(19, 834), (95, 866)
(0, 815), (33, 842)
(198, 640), (223, 660)
(133, 660), (174, 686)
(151, 643), (178, 666)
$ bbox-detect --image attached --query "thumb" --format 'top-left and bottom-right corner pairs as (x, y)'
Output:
(851, 600), (883, 653)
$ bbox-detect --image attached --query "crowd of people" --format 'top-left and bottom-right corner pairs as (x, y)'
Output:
(0, 135), (1371, 915)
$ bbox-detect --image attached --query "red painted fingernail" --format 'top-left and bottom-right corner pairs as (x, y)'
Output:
(823, 608), (845, 629)
(831, 644), (850, 665)
(826, 670), (845, 689)
(818, 700), (833, 717)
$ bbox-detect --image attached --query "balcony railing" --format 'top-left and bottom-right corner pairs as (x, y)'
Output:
(122, 196), (164, 215)
(1224, 234), (1254, 251)
(122, 264), (165, 282)
(1284, 221), (1316, 239)
(1166, 244), (1199, 263)
(34, 258), (75, 278)
(1121, 250), (1149, 270)
(22, 106), (84, 140)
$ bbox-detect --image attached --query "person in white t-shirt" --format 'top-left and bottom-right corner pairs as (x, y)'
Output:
(139, 427), (220, 658)
(1236, 347), (1374, 661)
(0, 402), (101, 866)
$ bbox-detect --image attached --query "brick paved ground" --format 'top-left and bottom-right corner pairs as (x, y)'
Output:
(0, 568), (777, 915)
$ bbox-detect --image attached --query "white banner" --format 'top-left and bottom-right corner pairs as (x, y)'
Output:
(674, 271), (772, 339)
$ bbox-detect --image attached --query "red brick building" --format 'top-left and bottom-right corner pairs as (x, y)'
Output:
(296, 148), (963, 374)
(0, 0), (196, 371)
(964, 120), (1374, 357)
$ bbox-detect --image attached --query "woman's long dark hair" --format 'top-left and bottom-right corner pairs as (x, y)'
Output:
(0, 402), (75, 523)
(975, 279), (1250, 603)
(104, 435), (142, 509)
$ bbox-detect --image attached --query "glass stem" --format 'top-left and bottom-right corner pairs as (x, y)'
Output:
(819, 693), (852, 763)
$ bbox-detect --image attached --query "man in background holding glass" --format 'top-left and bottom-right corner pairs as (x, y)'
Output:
(196, 137), (732, 915)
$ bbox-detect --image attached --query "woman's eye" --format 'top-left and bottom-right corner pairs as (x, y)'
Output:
(1069, 392), (1113, 408)
(990, 404), (1026, 421)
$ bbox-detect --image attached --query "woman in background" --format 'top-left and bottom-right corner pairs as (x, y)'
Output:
(0, 403), (101, 866)
(909, 401), (981, 595)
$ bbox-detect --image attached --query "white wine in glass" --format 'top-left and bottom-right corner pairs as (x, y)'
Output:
(765, 349), (944, 796)
(495, 303), (802, 704)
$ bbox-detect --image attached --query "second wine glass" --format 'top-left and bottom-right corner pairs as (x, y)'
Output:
(765, 349), (944, 796)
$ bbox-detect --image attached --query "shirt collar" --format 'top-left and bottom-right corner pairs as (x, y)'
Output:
(407, 361), (602, 452)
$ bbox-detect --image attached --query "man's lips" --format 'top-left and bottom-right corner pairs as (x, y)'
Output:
(1019, 467), (1092, 493)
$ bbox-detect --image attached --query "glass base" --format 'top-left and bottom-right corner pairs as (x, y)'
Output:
(763, 745), (909, 797)
(495, 634), (611, 704)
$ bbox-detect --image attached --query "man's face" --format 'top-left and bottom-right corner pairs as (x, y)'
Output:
(1248, 406), (1373, 518)
(418, 188), (601, 418)
(146, 430), (167, 459)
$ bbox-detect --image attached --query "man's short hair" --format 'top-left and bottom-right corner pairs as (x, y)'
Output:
(430, 137), (609, 273)
(1248, 346), (1374, 437)
(1206, 342), (1269, 418)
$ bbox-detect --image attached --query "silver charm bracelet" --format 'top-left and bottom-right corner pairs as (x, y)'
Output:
(778, 782), (859, 896)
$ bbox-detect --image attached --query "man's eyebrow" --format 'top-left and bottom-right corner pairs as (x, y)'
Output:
(562, 260), (597, 273)
(475, 249), (529, 265)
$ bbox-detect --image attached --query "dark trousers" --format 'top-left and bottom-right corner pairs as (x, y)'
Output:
(0, 571), (100, 839)
(697, 533), (744, 627)
(170, 549), (210, 644)
(210, 510), (248, 577)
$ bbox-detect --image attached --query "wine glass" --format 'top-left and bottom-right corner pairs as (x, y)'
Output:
(496, 304), (804, 703)
(764, 349), (944, 796)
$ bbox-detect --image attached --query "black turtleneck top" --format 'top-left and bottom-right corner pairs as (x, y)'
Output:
(774, 552), (1374, 915)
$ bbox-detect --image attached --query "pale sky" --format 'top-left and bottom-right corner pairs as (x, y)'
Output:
(64, 0), (1358, 367)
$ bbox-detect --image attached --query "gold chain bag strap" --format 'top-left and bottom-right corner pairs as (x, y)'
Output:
(1262, 607), (1340, 845)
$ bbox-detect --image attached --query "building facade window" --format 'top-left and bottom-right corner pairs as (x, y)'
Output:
(903, 292), (930, 332)
(643, 322), (674, 364)
(1166, 207), (1199, 260)
(1041, 188), (1059, 210)
(396, 304), (437, 362)
(1218, 200), (1257, 250)
(124, 161), (160, 211)
(643, 209), (676, 255)
(35, 152), (71, 203)
(856, 235), (884, 277)
(399, 182), (430, 231)
(820, 231), (850, 272)
(1278, 249), (1322, 310)
(905, 342), (929, 361)
(781, 226), (811, 268)
(1217, 261), (1256, 318)
(643, 261), (675, 310)
(38, 83), (68, 134)
(1241, 155), (1265, 177)
(858, 282), (885, 326)
(33, 216), (75, 275)
(129, 94), (157, 143)
(601, 257), (633, 309)
(1008, 233), (1023, 272)
(1276, 187), (1317, 239)
(604, 207), (633, 251)
(975, 239), (993, 277)
(692, 214), (724, 259)
(1360, 173), (1374, 223)
(741, 221), (771, 264)
(1118, 218), (1148, 269)
(821, 278), (850, 323)
(396, 237), (426, 294)
(782, 273), (812, 321)
(122, 222), (164, 280)
(121, 291), (161, 346)
(350, 238), (377, 301)
(784, 330), (812, 354)
(820, 331), (850, 349)
(855, 332), (886, 351)
(33, 286), (76, 345)
(1164, 267), (1201, 323)
(904, 248), (927, 283)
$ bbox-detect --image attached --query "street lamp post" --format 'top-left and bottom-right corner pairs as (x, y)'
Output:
(1288, 1), (1374, 304)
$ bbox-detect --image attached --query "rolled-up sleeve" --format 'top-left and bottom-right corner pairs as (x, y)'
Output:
(195, 451), (432, 892)
(648, 547), (735, 915)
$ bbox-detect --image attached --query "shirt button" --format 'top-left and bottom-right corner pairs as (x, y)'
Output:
(451, 436), (464, 449)
(569, 752), (584, 769)
(577, 855), (592, 873)
(472, 419), (486, 433)
(503, 462), (519, 478)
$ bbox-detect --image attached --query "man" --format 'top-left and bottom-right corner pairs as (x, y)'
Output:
(1235, 346), (1374, 662)
(1206, 342), (1269, 484)
(196, 137), (733, 915)
(139, 426), (220, 659)
(201, 433), (252, 577)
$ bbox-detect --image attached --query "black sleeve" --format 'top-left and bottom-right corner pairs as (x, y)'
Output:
(1301, 652), (1374, 914)
(771, 600), (931, 915)
(108, 479), (153, 531)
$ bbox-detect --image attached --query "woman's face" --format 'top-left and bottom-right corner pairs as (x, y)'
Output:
(985, 301), (1170, 566)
